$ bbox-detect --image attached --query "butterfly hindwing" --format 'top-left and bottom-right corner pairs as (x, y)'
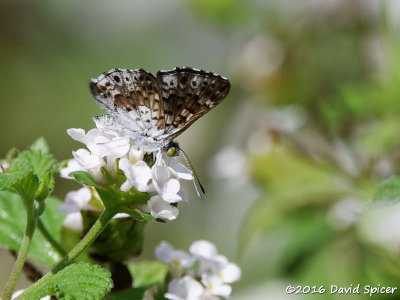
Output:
(155, 67), (230, 142)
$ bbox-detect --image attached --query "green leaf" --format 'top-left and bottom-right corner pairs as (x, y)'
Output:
(128, 260), (169, 288)
(30, 137), (50, 154)
(372, 176), (400, 207)
(0, 191), (65, 266)
(95, 186), (149, 212)
(13, 172), (40, 205)
(101, 167), (117, 186)
(35, 171), (54, 202)
(0, 171), (28, 190)
(106, 287), (146, 300)
(70, 171), (98, 186)
(22, 262), (113, 300)
(10, 150), (57, 182)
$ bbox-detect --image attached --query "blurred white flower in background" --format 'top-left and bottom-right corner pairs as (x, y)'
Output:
(327, 197), (363, 230)
(165, 276), (208, 300)
(360, 202), (400, 254)
(155, 241), (195, 273)
(156, 240), (241, 300)
(209, 146), (247, 186)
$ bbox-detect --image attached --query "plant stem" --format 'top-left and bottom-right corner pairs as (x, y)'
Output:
(2, 208), (37, 300)
(19, 208), (116, 299)
(37, 219), (67, 256)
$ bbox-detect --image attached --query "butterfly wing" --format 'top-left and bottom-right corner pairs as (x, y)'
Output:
(89, 68), (166, 142)
(155, 67), (230, 143)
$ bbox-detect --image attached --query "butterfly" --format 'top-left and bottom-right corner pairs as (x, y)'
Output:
(89, 67), (231, 153)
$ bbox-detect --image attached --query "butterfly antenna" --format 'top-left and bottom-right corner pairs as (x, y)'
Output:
(178, 148), (206, 200)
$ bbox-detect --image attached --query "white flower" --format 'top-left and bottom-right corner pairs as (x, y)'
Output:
(189, 240), (241, 283)
(62, 212), (84, 232)
(63, 121), (195, 221)
(58, 187), (99, 231)
(151, 164), (182, 203)
(71, 149), (105, 182)
(58, 187), (97, 214)
(165, 276), (205, 300)
(119, 158), (151, 192)
(156, 240), (241, 299)
(201, 274), (232, 298)
(60, 159), (85, 179)
(61, 128), (131, 183)
(148, 195), (179, 220)
(155, 241), (195, 270)
(128, 147), (145, 163)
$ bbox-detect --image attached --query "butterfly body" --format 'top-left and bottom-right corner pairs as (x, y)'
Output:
(89, 67), (230, 152)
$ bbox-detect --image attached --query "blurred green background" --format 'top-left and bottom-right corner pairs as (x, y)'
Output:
(2, 0), (400, 299)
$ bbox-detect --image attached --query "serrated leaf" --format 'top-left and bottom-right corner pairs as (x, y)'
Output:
(70, 171), (98, 186)
(10, 150), (57, 182)
(21, 262), (113, 300)
(372, 176), (400, 207)
(0, 191), (65, 266)
(106, 287), (146, 300)
(0, 171), (28, 190)
(13, 172), (40, 205)
(129, 260), (169, 288)
(30, 137), (50, 154)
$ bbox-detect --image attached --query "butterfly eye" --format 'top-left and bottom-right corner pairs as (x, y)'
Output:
(167, 147), (176, 157)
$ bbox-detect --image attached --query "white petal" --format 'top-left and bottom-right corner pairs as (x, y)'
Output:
(148, 195), (179, 220)
(60, 159), (85, 179)
(113, 213), (130, 219)
(58, 202), (80, 214)
(62, 212), (83, 232)
(155, 241), (175, 263)
(202, 274), (232, 297)
(162, 179), (182, 203)
(59, 187), (98, 214)
(210, 284), (231, 297)
(153, 165), (171, 184)
(89, 136), (130, 158)
(189, 240), (218, 259)
(73, 149), (104, 170)
(165, 276), (204, 300)
(219, 262), (241, 283)
(169, 158), (194, 180)
(119, 158), (151, 192)
(129, 147), (144, 162)
(67, 128), (87, 143)
(120, 180), (134, 193)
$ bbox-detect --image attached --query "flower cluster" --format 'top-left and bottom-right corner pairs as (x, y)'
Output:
(155, 240), (241, 300)
(59, 122), (193, 225)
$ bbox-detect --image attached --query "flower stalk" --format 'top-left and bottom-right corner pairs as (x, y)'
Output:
(19, 207), (117, 299)
(2, 206), (37, 300)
